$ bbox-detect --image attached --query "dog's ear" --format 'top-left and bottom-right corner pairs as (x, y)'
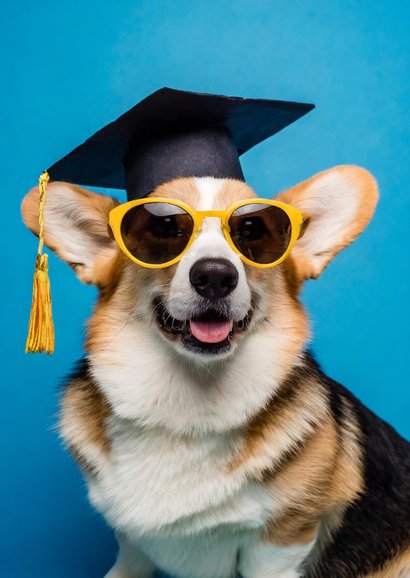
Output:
(21, 182), (120, 285)
(277, 165), (378, 281)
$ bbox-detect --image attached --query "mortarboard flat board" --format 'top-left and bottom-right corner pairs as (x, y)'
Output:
(47, 87), (314, 201)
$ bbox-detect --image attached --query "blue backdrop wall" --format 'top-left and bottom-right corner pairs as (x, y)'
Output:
(1, 1), (409, 577)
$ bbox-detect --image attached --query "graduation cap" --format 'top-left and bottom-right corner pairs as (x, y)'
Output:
(25, 87), (314, 354)
(47, 87), (314, 200)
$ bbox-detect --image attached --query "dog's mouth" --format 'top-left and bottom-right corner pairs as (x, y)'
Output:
(153, 297), (253, 355)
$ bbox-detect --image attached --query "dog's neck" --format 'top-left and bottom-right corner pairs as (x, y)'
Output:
(86, 315), (309, 436)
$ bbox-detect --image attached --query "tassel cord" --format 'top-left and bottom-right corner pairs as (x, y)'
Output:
(25, 171), (55, 354)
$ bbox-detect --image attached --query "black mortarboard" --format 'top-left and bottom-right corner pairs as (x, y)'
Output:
(47, 88), (314, 201)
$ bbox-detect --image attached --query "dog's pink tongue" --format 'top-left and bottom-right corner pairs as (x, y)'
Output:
(190, 319), (231, 343)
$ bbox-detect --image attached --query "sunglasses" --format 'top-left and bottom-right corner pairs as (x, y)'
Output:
(108, 198), (309, 269)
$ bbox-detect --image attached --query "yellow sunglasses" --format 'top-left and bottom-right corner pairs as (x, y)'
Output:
(108, 197), (309, 269)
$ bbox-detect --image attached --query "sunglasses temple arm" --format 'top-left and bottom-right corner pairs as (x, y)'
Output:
(298, 214), (311, 239)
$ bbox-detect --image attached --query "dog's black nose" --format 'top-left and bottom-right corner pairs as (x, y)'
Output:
(189, 258), (239, 299)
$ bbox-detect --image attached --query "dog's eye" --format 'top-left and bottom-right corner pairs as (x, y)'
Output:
(238, 217), (265, 240)
(149, 216), (179, 238)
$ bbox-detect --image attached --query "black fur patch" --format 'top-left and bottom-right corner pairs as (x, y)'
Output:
(61, 356), (90, 388)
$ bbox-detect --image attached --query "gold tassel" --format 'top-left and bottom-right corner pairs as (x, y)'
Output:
(25, 171), (55, 354)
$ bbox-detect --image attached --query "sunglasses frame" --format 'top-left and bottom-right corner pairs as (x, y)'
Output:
(108, 197), (308, 269)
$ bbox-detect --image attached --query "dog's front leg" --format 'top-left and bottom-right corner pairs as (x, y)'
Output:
(238, 535), (315, 578)
(105, 534), (156, 578)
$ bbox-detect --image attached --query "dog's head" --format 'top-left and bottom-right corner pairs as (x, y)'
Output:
(22, 165), (378, 433)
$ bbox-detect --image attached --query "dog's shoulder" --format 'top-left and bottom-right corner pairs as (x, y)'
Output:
(59, 357), (111, 475)
(303, 354), (410, 578)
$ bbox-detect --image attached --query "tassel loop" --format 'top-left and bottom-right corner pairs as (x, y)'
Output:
(25, 171), (55, 354)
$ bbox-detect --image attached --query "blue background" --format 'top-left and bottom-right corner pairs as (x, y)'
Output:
(1, 1), (409, 576)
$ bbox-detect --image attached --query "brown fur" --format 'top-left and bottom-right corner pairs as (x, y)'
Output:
(213, 178), (257, 209)
(227, 363), (325, 476)
(228, 362), (364, 549)
(60, 371), (111, 474)
(263, 414), (362, 547)
(148, 177), (201, 204)
(362, 548), (410, 577)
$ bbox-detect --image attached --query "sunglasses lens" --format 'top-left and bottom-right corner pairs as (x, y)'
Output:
(228, 203), (292, 265)
(121, 202), (194, 265)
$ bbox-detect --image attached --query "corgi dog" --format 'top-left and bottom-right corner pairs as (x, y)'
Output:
(22, 165), (410, 578)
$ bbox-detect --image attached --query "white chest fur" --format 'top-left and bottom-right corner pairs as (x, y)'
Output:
(88, 417), (275, 539)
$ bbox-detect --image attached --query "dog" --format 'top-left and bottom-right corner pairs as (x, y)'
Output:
(22, 165), (410, 577)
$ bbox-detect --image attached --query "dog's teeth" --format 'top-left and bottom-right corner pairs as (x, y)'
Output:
(229, 320), (234, 331)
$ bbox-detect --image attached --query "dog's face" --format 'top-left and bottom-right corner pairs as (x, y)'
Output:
(22, 166), (378, 433)
(125, 177), (287, 362)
